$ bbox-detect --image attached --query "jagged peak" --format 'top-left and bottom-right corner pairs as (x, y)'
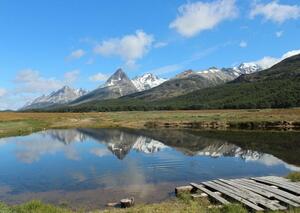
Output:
(104, 68), (131, 87)
(175, 69), (195, 78)
(132, 73), (167, 91)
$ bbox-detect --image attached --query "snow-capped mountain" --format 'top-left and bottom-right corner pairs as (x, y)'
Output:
(106, 136), (167, 158)
(234, 63), (262, 75)
(178, 63), (263, 83)
(104, 68), (133, 87)
(132, 73), (167, 91)
(21, 86), (87, 110)
(196, 67), (237, 83)
(195, 142), (300, 171)
(71, 68), (138, 105)
(44, 129), (87, 144)
(132, 136), (167, 153)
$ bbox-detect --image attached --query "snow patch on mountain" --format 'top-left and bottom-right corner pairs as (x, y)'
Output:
(132, 136), (167, 153)
(193, 63), (263, 82)
(132, 73), (167, 91)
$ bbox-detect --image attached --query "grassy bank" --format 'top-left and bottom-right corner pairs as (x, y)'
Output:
(1, 108), (300, 138)
(0, 198), (245, 213)
(1, 192), (300, 213)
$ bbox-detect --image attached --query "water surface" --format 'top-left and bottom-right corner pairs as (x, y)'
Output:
(0, 128), (299, 209)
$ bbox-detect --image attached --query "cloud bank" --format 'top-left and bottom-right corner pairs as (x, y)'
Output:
(94, 30), (154, 67)
(250, 49), (300, 69)
(170, 0), (238, 37)
(250, 1), (300, 23)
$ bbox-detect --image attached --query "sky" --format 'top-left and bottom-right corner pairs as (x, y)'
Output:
(0, 0), (300, 110)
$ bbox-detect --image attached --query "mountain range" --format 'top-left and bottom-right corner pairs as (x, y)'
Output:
(20, 60), (263, 110)
(60, 53), (300, 111)
(21, 53), (300, 111)
(21, 86), (88, 110)
(41, 129), (300, 170)
(21, 69), (167, 110)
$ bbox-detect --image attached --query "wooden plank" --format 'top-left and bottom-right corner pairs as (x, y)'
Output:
(225, 179), (274, 198)
(259, 176), (300, 190)
(252, 177), (300, 195)
(202, 181), (264, 211)
(237, 179), (300, 204)
(261, 176), (300, 190)
(213, 180), (286, 211)
(228, 179), (300, 207)
(232, 179), (300, 207)
(190, 183), (230, 205)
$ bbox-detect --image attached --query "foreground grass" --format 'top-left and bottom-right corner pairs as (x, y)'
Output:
(0, 173), (299, 212)
(1, 197), (300, 213)
(1, 108), (300, 138)
(0, 197), (247, 213)
(287, 172), (300, 182)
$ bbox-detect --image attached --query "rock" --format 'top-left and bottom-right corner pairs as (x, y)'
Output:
(175, 185), (193, 195)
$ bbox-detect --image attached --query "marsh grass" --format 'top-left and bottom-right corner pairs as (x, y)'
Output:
(286, 172), (300, 182)
(1, 109), (300, 138)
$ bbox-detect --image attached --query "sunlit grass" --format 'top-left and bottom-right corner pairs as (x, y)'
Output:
(287, 172), (300, 182)
(1, 109), (300, 138)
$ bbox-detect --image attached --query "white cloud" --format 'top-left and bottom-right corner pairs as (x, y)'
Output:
(90, 147), (111, 157)
(94, 30), (154, 67)
(1, 69), (82, 110)
(282, 49), (300, 59)
(64, 70), (80, 84)
(66, 49), (86, 61)
(148, 64), (183, 75)
(239, 40), (247, 48)
(250, 1), (300, 23)
(250, 49), (300, 69)
(154, 41), (168, 48)
(275, 31), (283, 38)
(14, 69), (63, 93)
(169, 0), (238, 37)
(0, 88), (7, 97)
(89, 72), (109, 82)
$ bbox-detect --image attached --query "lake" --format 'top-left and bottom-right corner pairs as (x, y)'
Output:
(0, 128), (299, 209)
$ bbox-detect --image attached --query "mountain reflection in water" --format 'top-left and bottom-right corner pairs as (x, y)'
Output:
(0, 128), (299, 208)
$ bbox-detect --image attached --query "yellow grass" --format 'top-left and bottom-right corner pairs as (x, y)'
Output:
(1, 109), (300, 138)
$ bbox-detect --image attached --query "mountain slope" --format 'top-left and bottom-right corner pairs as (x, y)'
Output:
(121, 63), (262, 101)
(21, 86), (87, 110)
(59, 53), (300, 111)
(71, 68), (138, 105)
(165, 53), (300, 109)
(124, 72), (220, 101)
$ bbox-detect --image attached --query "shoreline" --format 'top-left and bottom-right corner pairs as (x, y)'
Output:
(1, 109), (300, 212)
(0, 173), (299, 212)
(1, 109), (300, 138)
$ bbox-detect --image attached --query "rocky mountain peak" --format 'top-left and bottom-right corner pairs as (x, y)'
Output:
(132, 73), (167, 91)
(235, 63), (262, 74)
(104, 68), (131, 87)
(20, 86), (88, 110)
(175, 69), (195, 79)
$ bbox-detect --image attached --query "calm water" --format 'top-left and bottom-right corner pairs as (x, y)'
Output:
(0, 128), (299, 209)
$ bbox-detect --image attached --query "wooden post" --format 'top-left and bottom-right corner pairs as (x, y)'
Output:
(120, 197), (135, 208)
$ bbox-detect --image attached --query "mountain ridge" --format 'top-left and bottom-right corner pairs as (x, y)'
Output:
(58, 53), (300, 111)
(21, 86), (87, 110)
(70, 68), (138, 105)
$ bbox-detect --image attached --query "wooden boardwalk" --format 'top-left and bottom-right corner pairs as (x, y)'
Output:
(178, 176), (300, 211)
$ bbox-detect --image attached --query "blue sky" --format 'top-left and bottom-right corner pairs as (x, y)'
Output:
(0, 0), (300, 109)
